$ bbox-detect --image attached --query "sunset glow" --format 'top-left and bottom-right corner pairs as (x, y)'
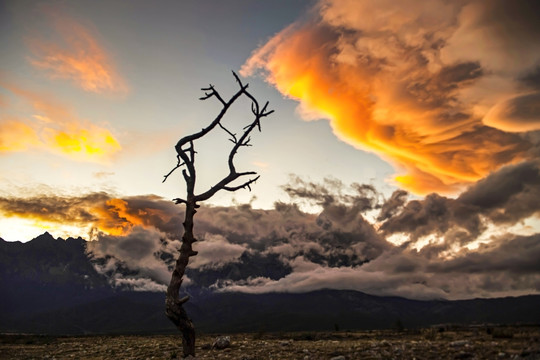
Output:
(47, 126), (121, 162)
(1, 0), (539, 301)
(0, 81), (121, 163)
(0, 120), (40, 152)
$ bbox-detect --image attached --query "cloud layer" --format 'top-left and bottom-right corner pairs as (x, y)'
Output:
(241, 0), (540, 194)
(2, 161), (539, 299)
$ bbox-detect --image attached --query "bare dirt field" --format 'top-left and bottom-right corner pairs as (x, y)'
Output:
(1, 326), (539, 360)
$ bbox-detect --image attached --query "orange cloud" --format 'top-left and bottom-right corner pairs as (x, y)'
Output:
(1, 83), (121, 162)
(483, 92), (540, 133)
(242, 0), (537, 195)
(27, 8), (127, 94)
(0, 193), (180, 241)
(0, 120), (40, 152)
(44, 124), (121, 162)
(93, 198), (146, 236)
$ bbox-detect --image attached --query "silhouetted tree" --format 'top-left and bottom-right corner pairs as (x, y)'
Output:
(163, 72), (273, 357)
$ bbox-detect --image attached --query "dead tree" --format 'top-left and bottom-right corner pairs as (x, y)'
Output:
(163, 71), (273, 358)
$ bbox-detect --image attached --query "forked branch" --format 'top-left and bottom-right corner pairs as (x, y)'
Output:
(164, 71), (273, 205)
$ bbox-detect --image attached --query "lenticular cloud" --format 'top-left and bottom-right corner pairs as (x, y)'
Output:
(241, 0), (540, 195)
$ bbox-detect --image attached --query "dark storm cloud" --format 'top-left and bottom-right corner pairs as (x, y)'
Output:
(459, 161), (540, 207)
(427, 233), (540, 275)
(379, 193), (480, 245)
(458, 160), (540, 223)
(76, 187), (389, 291)
(4, 166), (540, 299)
(192, 173), (539, 299)
(377, 190), (408, 222)
(519, 64), (540, 91)
(192, 189), (389, 271)
(81, 177), (392, 291)
(380, 161), (540, 249)
(0, 192), (109, 224)
(282, 176), (379, 211)
(222, 227), (540, 300)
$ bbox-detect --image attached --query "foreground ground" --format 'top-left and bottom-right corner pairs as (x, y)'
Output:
(1, 326), (539, 359)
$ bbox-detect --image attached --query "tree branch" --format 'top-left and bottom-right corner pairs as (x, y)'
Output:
(165, 71), (273, 204)
(171, 73), (248, 154)
(163, 155), (185, 183)
(199, 85), (225, 105)
(219, 122), (237, 144)
(223, 175), (260, 192)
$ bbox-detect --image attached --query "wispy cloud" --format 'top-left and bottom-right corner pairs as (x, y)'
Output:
(241, 0), (539, 194)
(93, 171), (114, 179)
(27, 7), (127, 95)
(0, 83), (121, 163)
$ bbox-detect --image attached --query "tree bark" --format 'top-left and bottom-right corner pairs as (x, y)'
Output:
(165, 200), (198, 357)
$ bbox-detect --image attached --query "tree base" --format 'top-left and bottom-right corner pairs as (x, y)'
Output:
(166, 298), (195, 357)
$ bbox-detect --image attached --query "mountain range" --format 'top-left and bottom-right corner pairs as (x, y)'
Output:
(1, 233), (539, 335)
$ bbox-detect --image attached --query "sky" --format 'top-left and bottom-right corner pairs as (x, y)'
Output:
(1, 0), (540, 300)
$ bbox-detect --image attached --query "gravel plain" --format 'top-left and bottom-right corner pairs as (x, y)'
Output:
(1, 326), (539, 360)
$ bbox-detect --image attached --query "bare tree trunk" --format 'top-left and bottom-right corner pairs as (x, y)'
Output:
(165, 200), (198, 357)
